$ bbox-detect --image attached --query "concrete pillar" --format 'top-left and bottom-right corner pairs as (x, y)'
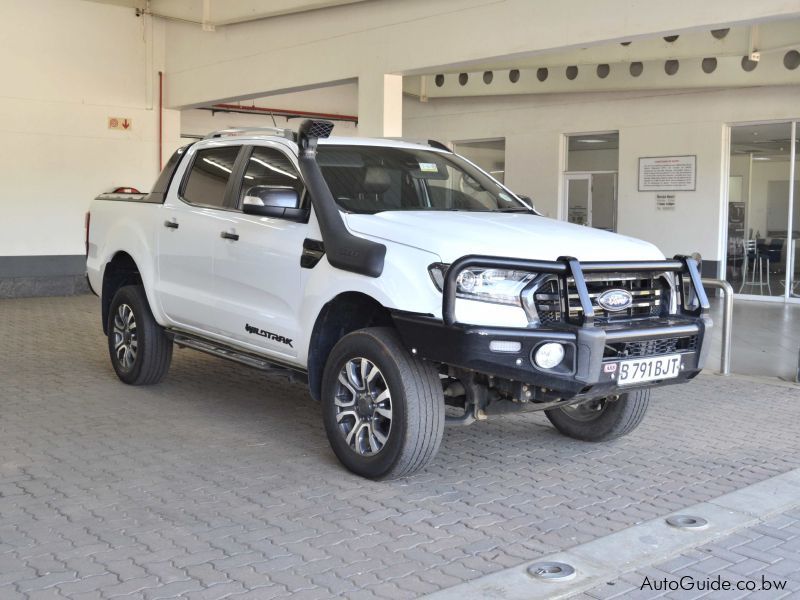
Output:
(358, 73), (403, 138)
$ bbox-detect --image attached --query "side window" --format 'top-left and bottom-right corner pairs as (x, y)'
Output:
(182, 146), (241, 208)
(238, 146), (304, 207)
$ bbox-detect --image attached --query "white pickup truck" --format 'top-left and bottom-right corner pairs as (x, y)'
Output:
(87, 119), (711, 479)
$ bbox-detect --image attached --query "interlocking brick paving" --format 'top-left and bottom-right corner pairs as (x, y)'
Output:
(1, 295), (799, 599)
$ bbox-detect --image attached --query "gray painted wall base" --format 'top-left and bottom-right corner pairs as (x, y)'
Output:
(0, 255), (90, 299)
(0, 275), (90, 299)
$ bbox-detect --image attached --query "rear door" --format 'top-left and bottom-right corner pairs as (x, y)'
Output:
(212, 143), (310, 360)
(157, 143), (244, 332)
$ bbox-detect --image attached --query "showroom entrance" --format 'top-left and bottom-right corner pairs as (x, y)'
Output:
(726, 121), (799, 302)
(563, 132), (618, 231)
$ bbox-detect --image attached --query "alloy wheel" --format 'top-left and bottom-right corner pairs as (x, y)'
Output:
(334, 357), (393, 456)
(112, 303), (138, 371)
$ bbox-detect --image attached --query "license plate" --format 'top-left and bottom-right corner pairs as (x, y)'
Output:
(617, 354), (682, 386)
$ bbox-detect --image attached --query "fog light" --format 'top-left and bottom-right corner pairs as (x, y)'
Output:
(489, 340), (522, 353)
(534, 343), (565, 369)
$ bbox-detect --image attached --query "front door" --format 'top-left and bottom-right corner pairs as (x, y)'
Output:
(213, 144), (311, 361)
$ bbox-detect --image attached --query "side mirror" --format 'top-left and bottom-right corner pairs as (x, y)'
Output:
(242, 186), (307, 221)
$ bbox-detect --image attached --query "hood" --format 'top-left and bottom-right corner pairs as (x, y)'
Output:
(344, 211), (665, 263)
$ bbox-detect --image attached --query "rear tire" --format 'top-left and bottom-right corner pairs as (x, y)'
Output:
(107, 285), (173, 385)
(321, 327), (444, 480)
(545, 389), (650, 441)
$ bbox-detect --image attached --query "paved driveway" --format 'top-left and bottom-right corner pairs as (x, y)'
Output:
(1, 295), (799, 599)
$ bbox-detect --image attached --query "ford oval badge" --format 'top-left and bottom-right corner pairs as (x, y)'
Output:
(597, 289), (633, 312)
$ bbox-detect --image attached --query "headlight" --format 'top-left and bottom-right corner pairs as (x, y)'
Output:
(428, 263), (536, 306)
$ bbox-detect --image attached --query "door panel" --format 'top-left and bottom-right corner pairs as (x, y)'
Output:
(214, 215), (308, 358)
(156, 144), (243, 329)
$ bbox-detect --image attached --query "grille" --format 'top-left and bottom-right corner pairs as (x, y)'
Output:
(604, 335), (698, 359)
(532, 272), (669, 324)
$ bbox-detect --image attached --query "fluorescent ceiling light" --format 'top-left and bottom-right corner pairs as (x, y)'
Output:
(576, 138), (607, 143)
(250, 157), (297, 179)
(753, 156), (771, 161)
(203, 158), (232, 173)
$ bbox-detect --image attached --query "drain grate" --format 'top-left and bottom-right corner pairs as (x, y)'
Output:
(527, 561), (576, 581)
(666, 514), (709, 529)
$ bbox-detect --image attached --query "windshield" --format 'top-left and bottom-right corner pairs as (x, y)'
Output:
(317, 145), (531, 214)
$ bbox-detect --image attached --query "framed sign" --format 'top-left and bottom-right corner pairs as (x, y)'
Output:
(638, 155), (696, 192)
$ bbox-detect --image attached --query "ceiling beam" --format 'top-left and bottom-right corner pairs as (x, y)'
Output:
(414, 52), (800, 99)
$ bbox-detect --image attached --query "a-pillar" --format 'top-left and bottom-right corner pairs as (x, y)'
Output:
(357, 73), (403, 138)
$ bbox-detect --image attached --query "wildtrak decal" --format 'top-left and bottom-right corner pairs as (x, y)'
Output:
(245, 323), (293, 348)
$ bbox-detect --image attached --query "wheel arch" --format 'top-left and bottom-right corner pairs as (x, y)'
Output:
(307, 291), (394, 402)
(101, 251), (144, 334)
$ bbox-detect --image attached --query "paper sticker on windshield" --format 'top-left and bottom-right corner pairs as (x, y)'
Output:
(418, 162), (439, 173)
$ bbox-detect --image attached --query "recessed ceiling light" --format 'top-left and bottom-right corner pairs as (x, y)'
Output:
(577, 138), (607, 143)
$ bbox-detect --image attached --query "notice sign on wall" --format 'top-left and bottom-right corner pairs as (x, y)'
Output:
(638, 155), (696, 192)
(656, 193), (676, 210)
(108, 117), (132, 131)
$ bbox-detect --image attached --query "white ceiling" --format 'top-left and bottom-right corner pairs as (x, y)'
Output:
(84, 0), (372, 26)
(730, 122), (797, 157)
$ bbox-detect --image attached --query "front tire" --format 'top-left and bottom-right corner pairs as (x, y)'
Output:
(545, 389), (650, 442)
(107, 285), (173, 385)
(321, 327), (444, 480)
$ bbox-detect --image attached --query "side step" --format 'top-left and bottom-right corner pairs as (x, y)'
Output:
(171, 331), (308, 384)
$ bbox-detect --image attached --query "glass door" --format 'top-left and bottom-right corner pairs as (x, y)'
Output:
(726, 122), (798, 300)
(564, 173), (618, 230)
(564, 132), (619, 231)
(589, 173), (617, 232)
(565, 174), (591, 226)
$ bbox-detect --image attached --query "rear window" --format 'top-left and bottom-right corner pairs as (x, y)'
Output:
(182, 146), (241, 208)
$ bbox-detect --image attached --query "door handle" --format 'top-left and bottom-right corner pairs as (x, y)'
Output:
(220, 231), (239, 241)
(164, 220), (179, 229)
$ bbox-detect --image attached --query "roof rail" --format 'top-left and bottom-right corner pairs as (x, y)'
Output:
(204, 127), (296, 141)
(384, 137), (452, 151)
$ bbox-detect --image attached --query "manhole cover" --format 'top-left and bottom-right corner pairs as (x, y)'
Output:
(527, 561), (576, 581)
(666, 515), (709, 529)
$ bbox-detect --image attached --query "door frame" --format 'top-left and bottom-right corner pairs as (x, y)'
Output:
(723, 119), (799, 304)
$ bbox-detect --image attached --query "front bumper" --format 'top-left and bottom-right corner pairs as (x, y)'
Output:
(392, 254), (712, 400)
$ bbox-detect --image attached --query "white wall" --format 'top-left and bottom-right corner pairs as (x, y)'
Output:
(404, 86), (800, 268)
(0, 0), (180, 257)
